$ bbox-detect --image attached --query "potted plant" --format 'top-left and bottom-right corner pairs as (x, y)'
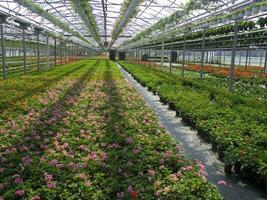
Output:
(260, 1), (267, 12)
(232, 11), (240, 20)
(258, 17), (266, 28)
(252, 4), (260, 15)
(245, 6), (252, 16)
(248, 21), (255, 30)
(238, 10), (245, 19)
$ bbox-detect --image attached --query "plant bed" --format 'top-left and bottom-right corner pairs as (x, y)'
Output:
(0, 59), (222, 199)
(118, 61), (267, 189)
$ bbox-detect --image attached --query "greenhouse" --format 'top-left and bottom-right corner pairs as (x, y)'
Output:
(0, 0), (266, 199)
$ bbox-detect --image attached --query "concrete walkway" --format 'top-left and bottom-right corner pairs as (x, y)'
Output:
(117, 63), (267, 200)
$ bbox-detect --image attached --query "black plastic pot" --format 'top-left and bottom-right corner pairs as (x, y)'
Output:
(234, 162), (241, 174)
(224, 164), (232, 174)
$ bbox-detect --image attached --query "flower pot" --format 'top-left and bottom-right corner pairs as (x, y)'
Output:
(252, 6), (260, 15)
(238, 12), (245, 19)
(218, 151), (224, 161)
(234, 162), (241, 174)
(176, 110), (181, 117)
(224, 164), (232, 174)
(232, 15), (238, 21)
(245, 9), (252, 16)
(241, 167), (252, 179)
(168, 102), (175, 110)
(202, 23), (209, 29)
(260, 5), (267, 12)
(211, 141), (217, 151)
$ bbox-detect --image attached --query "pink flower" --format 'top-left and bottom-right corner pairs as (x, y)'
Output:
(49, 159), (59, 167)
(44, 138), (50, 144)
(117, 192), (125, 198)
(127, 185), (133, 192)
(39, 156), (46, 163)
(44, 172), (53, 182)
(125, 137), (132, 144)
(19, 146), (29, 152)
(197, 161), (206, 171)
(133, 147), (141, 154)
(147, 169), (155, 177)
(175, 145), (182, 151)
(163, 186), (170, 193)
(15, 190), (25, 196)
(0, 196), (4, 200)
(101, 143), (106, 147)
(21, 156), (32, 166)
(14, 177), (23, 184)
(101, 153), (107, 161)
(181, 165), (193, 172)
(155, 180), (161, 187)
(0, 168), (5, 173)
(78, 173), (87, 180)
(85, 181), (92, 187)
(155, 190), (161, 196)
(0, 184), (5, 190)
(217, 180), (227, 186)
(170, 174), (178, 182)
(86, 152), (98, 161)
(62, 143), (69, 149)
(109, 143), (119, 149)
(47, 181), (56, 189)
(79, 145), (85, 151)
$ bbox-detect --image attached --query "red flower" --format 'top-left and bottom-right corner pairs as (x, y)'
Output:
(130, 190), (138, 199)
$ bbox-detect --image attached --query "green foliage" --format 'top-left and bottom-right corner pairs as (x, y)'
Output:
(0, 59), (222, 199)
(119, 61), (267, 185)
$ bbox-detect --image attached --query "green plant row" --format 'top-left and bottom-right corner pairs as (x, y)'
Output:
(119, 61), (267, 188)
(0, 60), (222, 199)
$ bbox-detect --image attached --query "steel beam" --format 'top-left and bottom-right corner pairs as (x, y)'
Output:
(229, 22), (239, 92)
(54, 38), (57, 67)
(161, 39), (164, 69)
(200, 30), (206, 79)
(170, 37), (173, 74)
(182, 35), (186, 77)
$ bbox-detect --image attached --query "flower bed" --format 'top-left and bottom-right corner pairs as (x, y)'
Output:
(185, 64), (267, 79)
(119, 61), (267, 190)
(0, 60), (222, 199)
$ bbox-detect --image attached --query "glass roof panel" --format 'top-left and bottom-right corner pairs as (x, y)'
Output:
(0, 0), (246, 49)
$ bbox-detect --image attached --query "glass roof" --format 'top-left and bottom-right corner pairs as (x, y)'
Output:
(0, 0), (244, 49)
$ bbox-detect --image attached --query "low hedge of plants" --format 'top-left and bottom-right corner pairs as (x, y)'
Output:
(119, 61), (267, 191)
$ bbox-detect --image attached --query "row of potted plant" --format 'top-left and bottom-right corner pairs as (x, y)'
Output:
(70, 0), (102, 47)
(119, 61), (267, 191)
(0, 59), (223, 199)
(109, 0), (144, 48)
(15, 0), (95, 47)
(128, 0), (267, 50)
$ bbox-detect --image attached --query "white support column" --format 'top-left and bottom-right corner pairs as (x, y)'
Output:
(161, 39), (164, 69)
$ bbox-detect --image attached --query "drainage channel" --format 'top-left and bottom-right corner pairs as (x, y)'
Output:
(117, 63), (266, 200)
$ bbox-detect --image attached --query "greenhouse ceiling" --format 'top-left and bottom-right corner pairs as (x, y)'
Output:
(0, 0), (246, 50)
